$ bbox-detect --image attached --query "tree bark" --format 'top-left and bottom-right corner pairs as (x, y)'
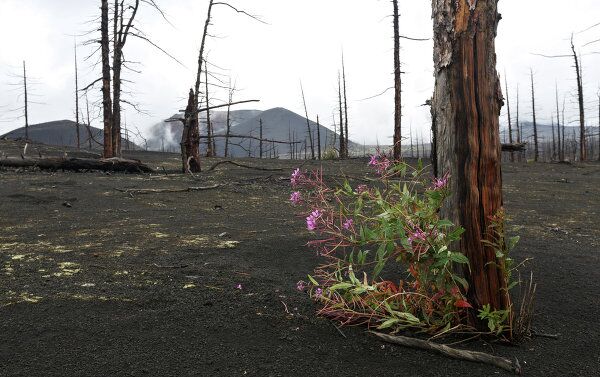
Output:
(316, 115), (322, 160)
(431, 0), (509, 329)
(393, 0), (402, 159)
(180, 89), (201, 173)
(101, 0), (113, 158)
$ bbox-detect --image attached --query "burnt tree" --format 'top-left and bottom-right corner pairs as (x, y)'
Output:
(100, 0), (113, 157)
(342, 54), (349, 158)
(300, 82), (315, 159)
(180, 89), (201, 172)
(530, 69), (539, 161)
(74, 41), (81, 150)
(571, 37), (586, 161)
(504, 74), (514, 162)
(338, 73), (346, 158)
(392, 0), (402, 159)
(431, 0), (510, 329)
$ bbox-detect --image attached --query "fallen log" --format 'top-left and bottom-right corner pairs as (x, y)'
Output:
(371, 332), (522, 375)
(0, 157), (155, 173)
(115, 184), (221, 195)
(501, 143), (527, 152)
(207, 160), (283, 172)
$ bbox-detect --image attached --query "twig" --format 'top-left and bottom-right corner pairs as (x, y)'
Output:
(115, 184), (221, 195)
(531, 330), (559, 339)
(152, 263), (189, 269)
(371, 332), (522, 375)
(207, 160), (283, 172)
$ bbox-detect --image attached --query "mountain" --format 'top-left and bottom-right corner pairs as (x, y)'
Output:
(501, 122), (580, 143)
(1, 120), (104, 149)
(146, 107), (352, 157)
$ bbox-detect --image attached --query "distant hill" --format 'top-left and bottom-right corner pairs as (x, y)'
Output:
(501, 122), (580, 144)
(146, 107), (353, 157)
(1, 120), (140, 150)
(1, 120), (103, 149)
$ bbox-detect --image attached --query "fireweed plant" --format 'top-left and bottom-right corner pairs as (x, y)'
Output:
(290, 153), (515, 336)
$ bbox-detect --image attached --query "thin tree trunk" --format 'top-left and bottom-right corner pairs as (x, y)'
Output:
(556, 83), (562, 161)
(259, 118), (263, 159)
(392, 0), (402, 159)
(205, 68), (214, 157)
(551, 115), (556, 160)
(224, 87), (233, 158)
(504, 74), (513, 162)
(432, 0), (509, 329)
(74, 41), (80, 150)
(101, 0), (113, 158)
(332, 114), (337, 149)
(571, 38), (586, 161)
(85, 93), (93, 150)
(112, 0), (122, 157)
(530, 69), (539, 162)
(300, 82), (315, 159)
(23, 61), (29, 140)
(342, 53), (349, 158)
(598, 94), (600, 161)
(338, 73), (346, 158)
(316, 115), (322, 160)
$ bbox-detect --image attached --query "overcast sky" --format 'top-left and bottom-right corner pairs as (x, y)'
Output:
(1, 0), (599, 144)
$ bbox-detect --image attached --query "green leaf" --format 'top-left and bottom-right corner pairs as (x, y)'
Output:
(448, 227), (466, 241)
(307, 275), (319, 286)
(394, 311), (421, 324)
(453, 275), (469, 290)
(377, 318), (400, 330)
(437, 219), (454, 227)
(449, 252), (469, 264)
(329, 282), (354, 291)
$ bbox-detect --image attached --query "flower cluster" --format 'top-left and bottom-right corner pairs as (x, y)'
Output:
(288, 154), (479, 335)
(306, 209), (322, 231)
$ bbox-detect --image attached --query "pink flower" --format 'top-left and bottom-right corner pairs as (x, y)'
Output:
(368, 155), (379, 166)
(291, 168), (304, 187)
(306, 209), (322, 231)
(290, 191), (302, 205)
(408, 227), (427, 244)
(296, 280), (306, 291)
(343, 218), (354, 230)
(431, 173), (450, 190)
(235, 284), (243, 290)
(315, 288), (323, 297)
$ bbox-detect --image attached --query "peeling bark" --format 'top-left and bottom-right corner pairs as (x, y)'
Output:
(431, 0), (509, 329)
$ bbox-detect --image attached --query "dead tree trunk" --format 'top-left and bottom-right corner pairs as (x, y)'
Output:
(393, 0), (402, 159)
(504, 74), (514, 162)
(205, 68), (215, 157)
(85, 93), (93, 150)
(342, 54), (349, 158)
(74, 41), (80, 150)
(180, 89), (201, 172)
(598, 93), (600, 161)
(530, 69), (539, 162)
(259, 118), (263, 159)
(22, 61), (29, 140)
(551, 115), (556, 160)
(571, 37), (586, 161)
(431, 0), (509, 329)
(316, 115), (322, 160)
(224, 85), (234, 158)
(338, 73), (346, 158)
(556, 84), (562, 161)
(300, 82), (315, 159)
(101, 0), (113, 158)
